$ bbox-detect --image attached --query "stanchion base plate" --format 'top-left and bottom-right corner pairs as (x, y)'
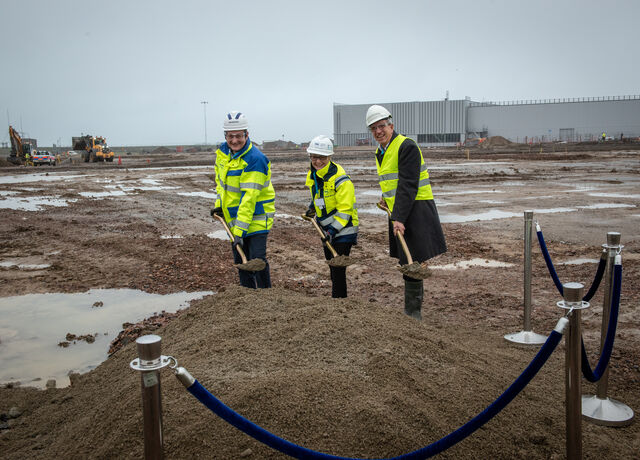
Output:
(582, 395), (635, 426)
(504, 330), (547, 345)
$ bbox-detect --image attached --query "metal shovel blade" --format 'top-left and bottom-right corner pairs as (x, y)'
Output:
(327, 255), (356, 268)
(234, 258), (266, 272)
(397, 262), (431, 280)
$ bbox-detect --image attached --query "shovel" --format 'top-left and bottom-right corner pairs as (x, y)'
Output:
(376, 202), (431, 280)
(301, 214), (355, 268)
(213, 214), (266, 272)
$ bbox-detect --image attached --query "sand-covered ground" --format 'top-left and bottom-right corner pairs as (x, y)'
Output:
(1, 145), (639, 458)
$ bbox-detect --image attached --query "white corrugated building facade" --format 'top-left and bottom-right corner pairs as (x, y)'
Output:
(333, 96), (640, 146)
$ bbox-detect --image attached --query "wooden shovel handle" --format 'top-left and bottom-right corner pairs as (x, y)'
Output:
(376, 202), (414, 265)
(301, 214), (338, 258)
(213, 213), (248, 263)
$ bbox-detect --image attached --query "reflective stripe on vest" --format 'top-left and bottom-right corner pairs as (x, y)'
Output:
(375, 135), (433, 211)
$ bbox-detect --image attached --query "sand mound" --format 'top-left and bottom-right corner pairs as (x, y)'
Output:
(151, 146), (172, 154)
(481, 136), (513, 148)
(0, 287), (635, 458)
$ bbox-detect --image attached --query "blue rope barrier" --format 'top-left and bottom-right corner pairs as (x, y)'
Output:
(536, 228), (564, 295)
(184, 330), (563, 459)
(582, 252), (607, 302)
(581, 263), (622, 382)
(535, 227), (606, 302)
(536, 225), (624, 383)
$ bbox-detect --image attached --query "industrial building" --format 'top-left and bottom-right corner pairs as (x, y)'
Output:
(333, 95), (640, 147)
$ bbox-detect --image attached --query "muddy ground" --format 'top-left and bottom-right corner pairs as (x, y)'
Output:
(0, 145), (639, 458)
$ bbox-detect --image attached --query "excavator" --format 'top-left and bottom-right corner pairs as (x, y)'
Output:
(8, 125), (34, 165)
(72, 135), (115, 162)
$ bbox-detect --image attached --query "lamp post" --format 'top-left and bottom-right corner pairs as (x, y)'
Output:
(201, 101), (208, 146)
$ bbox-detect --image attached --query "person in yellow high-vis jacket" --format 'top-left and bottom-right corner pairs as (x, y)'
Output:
(211, 111), (275, 289)
(366, 105), (447, 320)
(304, 135), (358, 298)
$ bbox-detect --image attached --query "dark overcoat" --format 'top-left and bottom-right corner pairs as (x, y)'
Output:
(377, 133), (447, 264)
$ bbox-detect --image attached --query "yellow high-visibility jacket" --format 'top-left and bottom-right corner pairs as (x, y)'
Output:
(305, 160), (358, 243)
(214, 140), (275, 237)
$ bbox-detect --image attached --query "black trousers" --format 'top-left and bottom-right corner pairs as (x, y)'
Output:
(323, 241), (353, 298)
(232, 233), (271, 289)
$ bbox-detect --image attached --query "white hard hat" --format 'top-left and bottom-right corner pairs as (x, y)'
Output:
(307, 135), (334, 156)
(223, 111), (249, 131)
(365, 105), (392, 127)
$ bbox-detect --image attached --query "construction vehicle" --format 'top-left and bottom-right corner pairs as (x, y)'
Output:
(7, 125), (36, 165)
(72, 135), (115, 162)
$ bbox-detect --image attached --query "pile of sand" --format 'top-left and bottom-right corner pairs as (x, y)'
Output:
(1, 286), (636, 458)
(151, 146), (172, 154)
(480, 136), (513, 148)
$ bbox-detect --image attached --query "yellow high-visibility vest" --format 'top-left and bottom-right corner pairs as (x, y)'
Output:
(375, 134), (433, 212)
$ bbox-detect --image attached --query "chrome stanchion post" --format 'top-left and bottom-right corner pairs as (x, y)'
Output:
(582, 232), (634, 426)
(130, 335), (165, 459)
(505, 210), (547, 345)
(558, 282), (589, 460)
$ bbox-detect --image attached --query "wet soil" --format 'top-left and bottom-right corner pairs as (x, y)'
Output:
(1, 146), (639, 458)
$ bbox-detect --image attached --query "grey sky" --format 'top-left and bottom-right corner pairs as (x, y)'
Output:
(2, 0), (638, 147)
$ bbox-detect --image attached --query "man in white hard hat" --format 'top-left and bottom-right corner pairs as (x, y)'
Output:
(211, 111), (275, 288)
(366, 104), (447, 319)
(304, 135), (359, 298)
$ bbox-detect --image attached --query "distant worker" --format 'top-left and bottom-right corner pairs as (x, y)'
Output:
(211, 111), (275, 289)
(602, 132), (606, 142)
(304, 135), (359, 298)
(366, 104), (447, 320)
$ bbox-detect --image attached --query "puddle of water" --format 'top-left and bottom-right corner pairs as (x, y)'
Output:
(431, 258), (514, 270)
(588, 192), (640, 199)
(119, 185), (179, 192)
(0, 261), (51, 270)
(141, 166), (212, 172)
(0, 289), (212, 389)
(433, 202), (461, 207)
(0, 191), (19, 196)
(359, 190), (382, 196)
(275, 212), (303, 220)
(176, 191), (217, 199)
(79, 190), (128, 198)
(160, 235), (183, 239)
(0, 195), (76, 211)
(560, 258), (599, 265)
(0, 174), (89, 185)
(207, 230), (229, 241)
(533, 207), (577, 214)
(577, 203), (635, 210)
(430, 162), (513, 170)
(479, 200), (505, 204)
(438, 190), (505, 196)
(357, 206), (387, 215)
(441, 206), (580, 224)
(440, 209), (521, 223)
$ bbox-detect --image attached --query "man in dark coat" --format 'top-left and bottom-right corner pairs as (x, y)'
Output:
(366, 104), (447, 319)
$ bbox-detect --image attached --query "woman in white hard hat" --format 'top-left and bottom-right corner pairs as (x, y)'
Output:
(304, 135), (359, 298)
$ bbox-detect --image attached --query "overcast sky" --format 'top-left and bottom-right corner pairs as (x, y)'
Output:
(2, 0), (638, 147)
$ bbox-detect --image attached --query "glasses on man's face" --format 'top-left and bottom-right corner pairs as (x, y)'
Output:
(226, 133), (245, 140)
(309, 155), (327, 161)
(369, 122), (390, 133)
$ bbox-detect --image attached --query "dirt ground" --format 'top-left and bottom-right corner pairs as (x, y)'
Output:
(0, 145), (639, 458)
